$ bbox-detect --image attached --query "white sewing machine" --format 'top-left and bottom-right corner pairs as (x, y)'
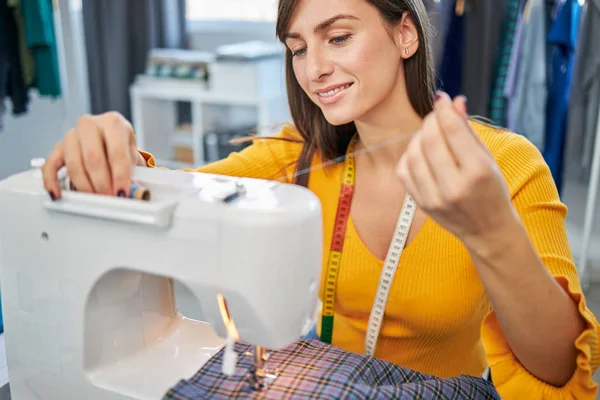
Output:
(0, 162), (323, 400)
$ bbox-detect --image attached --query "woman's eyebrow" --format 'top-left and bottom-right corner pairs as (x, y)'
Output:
(284, 14), (359, 40)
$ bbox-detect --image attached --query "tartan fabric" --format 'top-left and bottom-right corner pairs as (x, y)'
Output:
(163, 340), (501, 399)
(488, 0), (522, 126)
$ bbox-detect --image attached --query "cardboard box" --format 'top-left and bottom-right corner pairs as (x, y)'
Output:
(174, 145), (194, 164)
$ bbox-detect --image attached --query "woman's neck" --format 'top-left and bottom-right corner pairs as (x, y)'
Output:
(354, 109), (423, 171)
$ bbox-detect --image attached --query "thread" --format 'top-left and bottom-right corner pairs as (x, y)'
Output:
(276, 131), (417, 184)
(267, 116), (493, 185)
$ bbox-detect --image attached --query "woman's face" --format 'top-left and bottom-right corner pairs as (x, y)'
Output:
(284, 0), (415, 126)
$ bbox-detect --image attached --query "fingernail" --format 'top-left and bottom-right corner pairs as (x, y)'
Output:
(48, 191), (56, 201)
(435, 91), (444, 101)
(117, 189), (126, 197)
(459, 95), (468, 104)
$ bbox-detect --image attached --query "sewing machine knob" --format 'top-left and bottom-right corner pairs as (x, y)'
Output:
(31, 158), (46, 180)
(234, 181), (247, 196)
(31, 158), (45, 169)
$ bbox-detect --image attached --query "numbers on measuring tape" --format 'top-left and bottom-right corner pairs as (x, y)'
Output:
(320, 139), (358, 344)
(364, 194), (417, 357)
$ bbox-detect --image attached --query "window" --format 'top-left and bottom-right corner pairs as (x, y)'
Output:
(186, 0), (278, 22)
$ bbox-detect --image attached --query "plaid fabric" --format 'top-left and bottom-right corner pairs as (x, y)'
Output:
(163, 340), (501, 399)
(488, 0), (522, 126)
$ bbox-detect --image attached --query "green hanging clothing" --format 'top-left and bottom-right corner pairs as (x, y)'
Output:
(20, 0), (61, 97)
(488, 0), (522, 126)
(8, 0), (36, 88)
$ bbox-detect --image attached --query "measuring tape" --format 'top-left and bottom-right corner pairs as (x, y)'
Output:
(320, 138), (356, 344)
(320, 136), (418, 357)
(365, 193), (416, 356)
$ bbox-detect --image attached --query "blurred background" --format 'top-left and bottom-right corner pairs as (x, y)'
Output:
(1, 0), (599, 396)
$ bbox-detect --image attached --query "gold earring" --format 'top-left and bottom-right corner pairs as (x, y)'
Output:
(404, 48), (409, 56)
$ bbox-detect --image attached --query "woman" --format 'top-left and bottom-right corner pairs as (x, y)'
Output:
(42, 0), (599, 398)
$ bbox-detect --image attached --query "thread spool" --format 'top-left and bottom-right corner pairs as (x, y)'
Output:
(67, 180), (150, 201)
(130, 183), (151, 201)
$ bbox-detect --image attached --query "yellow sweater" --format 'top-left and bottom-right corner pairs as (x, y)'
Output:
(141, 121), (600, 399)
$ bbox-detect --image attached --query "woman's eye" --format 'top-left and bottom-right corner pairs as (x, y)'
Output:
(290, 35), (350, 57)
(330, 35), (351, 45)
(292, 48), (306, 57)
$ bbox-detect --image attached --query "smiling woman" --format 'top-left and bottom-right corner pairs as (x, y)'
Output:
(276, 0), (434, 189)
(41, 1), (600, 399)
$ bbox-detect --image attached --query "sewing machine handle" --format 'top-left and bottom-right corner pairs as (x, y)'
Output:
(41, 191), (178, 227)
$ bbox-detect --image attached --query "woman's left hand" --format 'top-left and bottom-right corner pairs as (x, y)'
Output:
(396, 91), (518, 249)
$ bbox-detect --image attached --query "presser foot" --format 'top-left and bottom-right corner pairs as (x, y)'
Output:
(247, 345), (279, 391)
(248, 366), (279, 391)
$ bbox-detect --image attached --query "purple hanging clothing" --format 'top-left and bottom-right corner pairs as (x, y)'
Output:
(163, 340), (501, 399)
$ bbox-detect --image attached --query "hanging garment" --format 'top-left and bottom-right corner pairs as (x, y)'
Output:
(425, 0), (456, 71)
(564, 0), (600, 184)
(503, 3), (525, 131)
(436, 2), (464, 99)
(20, 0), (61, 97)
(0, 0), (30, 130)
(509, 0), (548, 150)
(10, 1), (36, 88)
(163, 340), (501, 400)
(0, 286), (3, 334)
(545, 0), (561, 90)
(461, 0), (509, 118)
(488, 0), (522, 127)
(543, 0), (583, 195)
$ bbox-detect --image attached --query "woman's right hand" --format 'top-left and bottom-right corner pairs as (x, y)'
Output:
(42, 111), (147, 200)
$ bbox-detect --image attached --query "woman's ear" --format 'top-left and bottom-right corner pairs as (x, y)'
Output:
(394, 11), (419, 59)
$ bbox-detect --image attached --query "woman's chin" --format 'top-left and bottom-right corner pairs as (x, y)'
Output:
(321, 110), (357, 126)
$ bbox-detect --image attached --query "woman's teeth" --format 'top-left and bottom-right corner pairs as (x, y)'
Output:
(319, 84), (352, 97)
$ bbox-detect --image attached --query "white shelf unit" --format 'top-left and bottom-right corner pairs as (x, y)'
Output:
(129, 57), (291, 169)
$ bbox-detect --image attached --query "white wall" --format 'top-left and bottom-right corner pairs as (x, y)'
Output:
(0, 95), (67, 181)
(187, 21), (279, 52)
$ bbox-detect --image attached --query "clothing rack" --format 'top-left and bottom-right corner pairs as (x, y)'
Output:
(2, 0), (90, 130)
(578, 100), (600, 289)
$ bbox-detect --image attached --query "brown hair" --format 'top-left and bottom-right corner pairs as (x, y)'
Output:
(276, 0), (436, 187)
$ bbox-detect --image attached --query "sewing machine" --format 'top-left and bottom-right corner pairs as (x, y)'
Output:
(0, 161), (323, 400)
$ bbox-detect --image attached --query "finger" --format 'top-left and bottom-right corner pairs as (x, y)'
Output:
(453, 95), (468, 119)
(63, 126), (94, 193)
(397, 148), (421, 205)
(433, 92), (483, 167)
(42, 141), (66, 200)
(79, 117), (113, 195)
(420, 113), (461, 196)
(452, 95), (492, 156)
(404, 133), (443, 209)
(99, 113), (134, 197)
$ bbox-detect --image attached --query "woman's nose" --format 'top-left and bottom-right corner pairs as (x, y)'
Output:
(306, 48), (334, 82)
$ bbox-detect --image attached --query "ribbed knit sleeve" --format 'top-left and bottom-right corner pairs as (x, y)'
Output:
(479, 131), (600, 399)
(138, 124), (304, 183)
